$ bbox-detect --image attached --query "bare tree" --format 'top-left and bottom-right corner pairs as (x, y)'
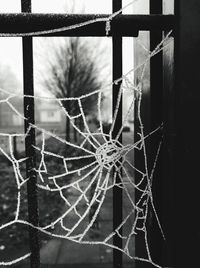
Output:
(43, 37), (103, 142)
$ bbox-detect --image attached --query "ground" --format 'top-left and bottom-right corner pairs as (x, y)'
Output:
(0, 131), (135, 267)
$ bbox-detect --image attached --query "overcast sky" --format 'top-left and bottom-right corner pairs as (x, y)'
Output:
(0, 0), (147, 13)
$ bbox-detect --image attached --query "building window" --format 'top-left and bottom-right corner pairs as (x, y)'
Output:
(40, 110), (61, 122)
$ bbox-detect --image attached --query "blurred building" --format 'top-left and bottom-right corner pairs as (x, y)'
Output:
(0, 92), (65, 134)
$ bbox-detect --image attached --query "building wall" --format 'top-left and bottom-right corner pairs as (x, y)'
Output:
(0, 94), (66, 134)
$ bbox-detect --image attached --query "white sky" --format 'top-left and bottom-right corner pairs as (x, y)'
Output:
(0, 0), (139, 13)
(0, 0), (149, 92)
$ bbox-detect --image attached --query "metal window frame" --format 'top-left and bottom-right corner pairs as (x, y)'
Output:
(0, 0), (178, 267)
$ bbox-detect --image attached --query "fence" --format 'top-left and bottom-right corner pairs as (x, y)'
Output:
(0, 0), (181, 268)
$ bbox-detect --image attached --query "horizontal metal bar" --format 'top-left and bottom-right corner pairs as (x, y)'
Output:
(0, 14), (175, 37)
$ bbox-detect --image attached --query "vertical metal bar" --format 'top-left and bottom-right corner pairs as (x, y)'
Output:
(112, 1), (123, 268)
(150, 0), (163, 127)
(134, 21), (151, 268)
(21, 1), (40, 268)
(134, 1), (164, 266)
(160, 2), (176, 267)
(169, 2), (180, 266)
(173, 0), (200, 266)
(13, 135), (18, 159)
(147, 0), (163, 265)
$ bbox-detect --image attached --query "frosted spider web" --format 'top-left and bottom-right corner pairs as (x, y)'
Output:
(0, 1), (173, 267)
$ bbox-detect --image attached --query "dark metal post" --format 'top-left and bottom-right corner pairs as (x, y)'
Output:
(112, 1), (123, 268)
(145, 0), (164, 265)
(21, 1), (40, 267)
(171, 0), (200, 266)
(134, 1), (165, 267)
(13, 135), (18, 159)
(150, 0), (163, 129)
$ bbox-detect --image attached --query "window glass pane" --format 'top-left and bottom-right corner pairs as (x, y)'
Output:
(163, 0), (174, 14)
(131, 0), (149, 14)
(122, 0), (145, 14)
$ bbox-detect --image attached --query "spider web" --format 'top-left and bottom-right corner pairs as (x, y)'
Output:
(0, 1), (173, 267)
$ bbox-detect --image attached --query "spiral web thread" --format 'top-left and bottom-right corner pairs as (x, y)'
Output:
(0, 1), (173, 267)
